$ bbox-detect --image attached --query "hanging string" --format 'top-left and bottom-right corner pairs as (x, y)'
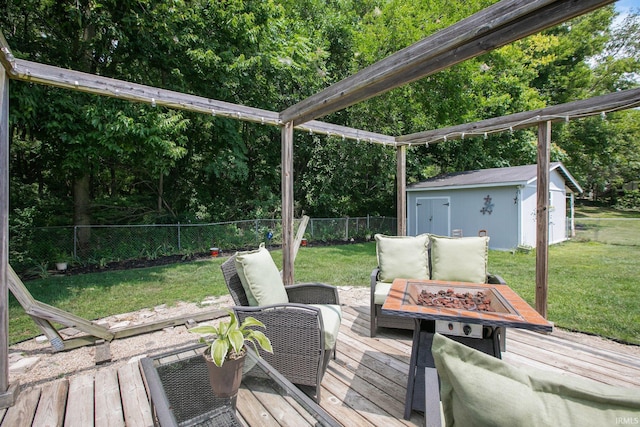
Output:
(404, 98), (640, 147)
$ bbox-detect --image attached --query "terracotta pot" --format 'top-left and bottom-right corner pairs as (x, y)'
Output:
(203, 352), (245, 398)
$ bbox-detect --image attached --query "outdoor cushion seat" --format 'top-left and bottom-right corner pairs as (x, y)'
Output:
(373, 281), (393, 306)
(309, 304), (341, 350)
(370, 233), (505, 337)
(427, 333), (640, 427)
(221, 246), (341, 402)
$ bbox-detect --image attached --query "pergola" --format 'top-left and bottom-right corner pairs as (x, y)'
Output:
(2, 0), (639, 408)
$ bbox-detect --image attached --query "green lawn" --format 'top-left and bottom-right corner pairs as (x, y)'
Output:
(9, 238), (640, 346)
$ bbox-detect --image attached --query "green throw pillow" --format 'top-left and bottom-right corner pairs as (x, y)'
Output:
(375, 234), (430, 283)
(432, 333), (640, 427)
(235, 244), (289, 306)
(430, 235), (488, 283)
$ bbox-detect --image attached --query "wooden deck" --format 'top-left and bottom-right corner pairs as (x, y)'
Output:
(1, 303), (639, 426)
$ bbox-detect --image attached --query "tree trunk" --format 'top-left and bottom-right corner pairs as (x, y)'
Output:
(157, 173), (163, 213)
(74, 173), (91, 254)
(73, 3), (97, 253)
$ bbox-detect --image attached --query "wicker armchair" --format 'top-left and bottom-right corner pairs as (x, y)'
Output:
(220, 255), (340, 402)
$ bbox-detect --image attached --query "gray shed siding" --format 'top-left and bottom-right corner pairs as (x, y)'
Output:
(407, 186), (519, 250)
(406, 168), (571, 250)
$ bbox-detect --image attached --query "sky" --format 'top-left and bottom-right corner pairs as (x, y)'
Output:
(615, 0), (640, 14)
(612, 0), (639, 28)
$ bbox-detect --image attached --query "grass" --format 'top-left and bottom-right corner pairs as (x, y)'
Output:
(8, 245), (379, 345)
(9, 228), (640, 346)
(490, 241), (640, 344)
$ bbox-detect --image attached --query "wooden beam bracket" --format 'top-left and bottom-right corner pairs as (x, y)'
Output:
(0, 382), (20, 409)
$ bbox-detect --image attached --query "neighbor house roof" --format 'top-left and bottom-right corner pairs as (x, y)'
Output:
(407, 162), (583, 194)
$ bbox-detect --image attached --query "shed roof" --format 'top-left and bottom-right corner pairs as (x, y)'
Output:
(407, 162), (583, 194)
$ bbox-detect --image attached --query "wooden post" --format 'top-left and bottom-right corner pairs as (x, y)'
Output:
(0, 68), (9, 394)
(1, 69), (18, 408)
(281, 122), (294, 286)
(396, 146), (407, 236)
(535, 121), (551, 318)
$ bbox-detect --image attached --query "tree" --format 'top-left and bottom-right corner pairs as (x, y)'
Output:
(4, 0), (640, 251)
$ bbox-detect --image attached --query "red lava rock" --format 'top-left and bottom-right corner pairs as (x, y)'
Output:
(417, 289), (494, 312)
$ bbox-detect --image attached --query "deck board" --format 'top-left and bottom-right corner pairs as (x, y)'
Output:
(2, 302), (639, 426)
(117, 362), (153, 427)
(64, 373), (95, 427)
(32, 379), (67, 427)
(94, 366), (125, 427)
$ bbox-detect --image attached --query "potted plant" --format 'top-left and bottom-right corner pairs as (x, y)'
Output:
(189, 310), (273, 398)
(54, 251), (73, 272)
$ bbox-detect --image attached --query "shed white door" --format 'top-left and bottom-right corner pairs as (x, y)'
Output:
(415, 197), (450, 236)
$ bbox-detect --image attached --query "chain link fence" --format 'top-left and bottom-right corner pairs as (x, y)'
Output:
(11, 216), (396, 274)
(573, 218), (640, 246)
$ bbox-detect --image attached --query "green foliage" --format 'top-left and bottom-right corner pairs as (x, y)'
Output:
(189, 311), (273, 367)
(3, 1), (640, 229)
(615, 189), (640, 210)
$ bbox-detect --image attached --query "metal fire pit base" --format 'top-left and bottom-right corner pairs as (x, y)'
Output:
(404, 319), (503, 420)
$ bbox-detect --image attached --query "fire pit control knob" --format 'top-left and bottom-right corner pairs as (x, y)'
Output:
(463, 324), (472, 336)
(448, 323), (454, 331)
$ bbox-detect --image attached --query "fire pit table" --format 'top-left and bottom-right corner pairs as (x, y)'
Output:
(382, 278), (553, 419)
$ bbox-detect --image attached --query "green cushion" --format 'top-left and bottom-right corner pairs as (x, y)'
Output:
(374, 282), (393, 305)
(310, 304), (342, 350)
(430, 235), (488, 283)
(235, 244), (289, 306)
(375, 234), (430, 283)
(432, 333), (640, 427)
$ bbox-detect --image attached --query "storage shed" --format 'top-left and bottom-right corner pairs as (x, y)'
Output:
(406, 163), (583, 250)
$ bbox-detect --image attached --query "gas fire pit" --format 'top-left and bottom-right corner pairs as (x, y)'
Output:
(382, 278), (554, 420)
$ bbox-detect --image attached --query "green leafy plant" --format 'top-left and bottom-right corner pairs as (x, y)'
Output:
(54, 250), (73, 264)
(190, 311), (273, 367)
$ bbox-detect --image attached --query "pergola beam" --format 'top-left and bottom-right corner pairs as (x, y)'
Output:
(2, 56), (394, 145)
(397, 87), (640, 145)
(280, 0), (614, 126)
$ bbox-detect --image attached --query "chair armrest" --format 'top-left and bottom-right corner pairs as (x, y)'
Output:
(233, 303), (322, 320)
(487, 273), (506, 285)
(285, 283), (340, 305)
(371, 267), (381, 306)
(232, 303), (325, 354)
(425, 367), (443, 427)
(371, 267), (380, 287)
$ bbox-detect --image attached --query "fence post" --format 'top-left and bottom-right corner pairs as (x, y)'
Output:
(177, 222), (181, 250)
(345, 216), (349, 240)
(73, 226), (78, 259)
(255, 220), (260, 244)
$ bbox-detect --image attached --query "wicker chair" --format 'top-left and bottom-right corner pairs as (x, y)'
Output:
(220, 255), (340, 402)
